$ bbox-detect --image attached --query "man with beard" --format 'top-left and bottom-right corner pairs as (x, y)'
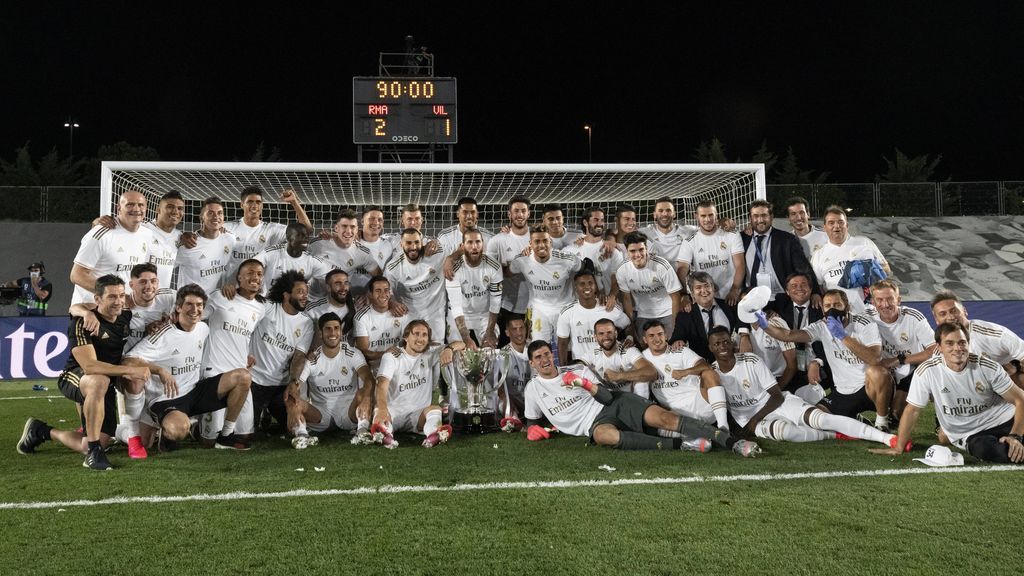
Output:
(641, 196), (696, 266)
(144, 191), (185, 288)
(17, 275), (150, 470)
(523, 339), (759, 456)
(447, 228), (503, 348)
(866, 280), (936, 421)
(124, 284), (254, 451)
(756, 289), (894, 432)
(562, 206), (623, 298)
(557, 268), (630, 365)
(785, 196), (829, 259)
(223, 186), (313, 277)
(871, 323), (1024, 463)
(252, 222), (332, 299)
(354, 276), (410, 371)
(247, 271), (315, 435)
(486, 197), (532, 345)
(616, 231), (683, 342)
(70, 190), (154, 305)
(541, 204), (581, 249)
(385, 228), (448, 342)
(509, 224), (583, 350)
(371, 321), (464, 449)
(495, 315), (531, 431)
(438, 196), (495, 258)
(310, 209), (381, 298)
(175, 197), (238, 306)
(810, 205), (890, 314)
(198, 259), (267, 446)
(306, 269), (356, 336)
(612, 204), (639, 252)
(741, 200), (817, 301)
(708, 327), (899, 448)
(642, 321), (731, 432)
(930, 290), (1024, 390)
(576, 318), (657, 399)
(680, 200), (745, 307)
(286, 313), (375, 448)
(358, 205), (395, 270)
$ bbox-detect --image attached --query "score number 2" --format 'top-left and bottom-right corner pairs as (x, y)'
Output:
(375, 118), (386, 136)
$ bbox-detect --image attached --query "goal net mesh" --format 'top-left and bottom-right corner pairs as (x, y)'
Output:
(102, 162), (765, 236)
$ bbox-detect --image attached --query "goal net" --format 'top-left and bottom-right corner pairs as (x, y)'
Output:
(100, 162), (766, 236)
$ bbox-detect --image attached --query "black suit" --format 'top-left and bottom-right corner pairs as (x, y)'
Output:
(768, 294), (832, 391)
(741, 228), (819, 293)
(669, 297), (739, 363)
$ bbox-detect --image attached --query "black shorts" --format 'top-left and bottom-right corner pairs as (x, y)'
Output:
(590, 391), (656, 437)
(57, 368), (118, 437)
(817, 387), (874, 419)
(149, 375), (226, 424)
(251, 383), (288, 426)
(894, 371), (914, 393)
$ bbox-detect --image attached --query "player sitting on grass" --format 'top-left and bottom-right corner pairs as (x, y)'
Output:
(284, 313), (375, 449)
(369, 320), (466, 449)
(708, 327), (902, 448)
(523, 340), (761, 457)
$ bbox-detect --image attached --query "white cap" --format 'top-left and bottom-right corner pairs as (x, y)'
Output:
(737, 286), (771, 324)
(913, 444), (965, 467)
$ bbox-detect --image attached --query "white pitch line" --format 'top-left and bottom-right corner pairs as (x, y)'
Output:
(1, 465), (1020, 511)
(0, 395), (62, 401)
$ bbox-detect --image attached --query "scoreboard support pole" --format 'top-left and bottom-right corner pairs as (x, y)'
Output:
(356, 143), (454, 164)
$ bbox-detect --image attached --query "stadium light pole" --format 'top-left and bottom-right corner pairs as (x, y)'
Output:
(583, 124), (592, 163)
(64, 117), (80, 158)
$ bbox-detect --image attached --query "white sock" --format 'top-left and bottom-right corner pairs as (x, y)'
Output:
(357, 418), (370, 432)
(124, 392), (144, 437)
(423, 409), (442, 436)
(811, 409), (889, 445)
(707, 386), (729, 430)
(221, 420), (237, 437)
(875, 414), (890, 428)
(756, 418), (831, 442)
(291, 422), (307, 437)
(656, 429), (682, 438)
(115, 422), (131, 444)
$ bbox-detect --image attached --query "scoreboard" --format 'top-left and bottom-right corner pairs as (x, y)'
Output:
(352, 77), (457, 144)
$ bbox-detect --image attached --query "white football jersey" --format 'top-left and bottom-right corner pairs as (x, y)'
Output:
(256, 245), (332, 298)
(713, 353), (777, 427)
(248, 303), (314, 387)
(305, 298), (350, 326)
(300, 343), (367, 415)
(72, 224), (154, 304)
(377, 344), (443, 415)
(523, 367), (605, 437)
(967, 319), (1024, 365)
(498, 344), (531, 409)
(810, 235), (888, 314)
(509, 251), (582, 313)
(175, 232), (237, 299)
(125, 288), (176, 351)
(750, 316), (796, 378)
(384, 251), (447, 323)
(556, 301), (630, 362)
(446, 255), (503, 321)
(359, 236), (396, 270)
(436, 225), (495, 258)
(641, 223), (696, 263)
(549, 230), (583, 250)
(793, 227), (829, 259)
(562, 239), (625, 296)
(865, 305), (935, 379)
(127, 322), (209, 404)
(202, 290), (266, 374)
(614, 255), (682, 318)
(309, 239), (379, 295)
(643, 347), (705, 413)
(801, 314), (880, 394)
(143, 221), (182, 289)
(909, 354), (1015, 449)
(684, 228), (744, 300)
(354, 307), (410, 369)
(486, 230), (531, 314)
(578, 344), (648, 397)
(224, 219), (287, 273)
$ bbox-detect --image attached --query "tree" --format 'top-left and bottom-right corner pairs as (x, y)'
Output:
(96, 141), (160, 162)
(0, 142), (88, 186)
(692, 137), (729, 163)
(751, 140), (777, 174)
(772, 147), (829, 185)
(877, 148), (942, 182)
(249, 141), (283, 163)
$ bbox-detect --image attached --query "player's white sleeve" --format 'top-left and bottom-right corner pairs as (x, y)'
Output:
(676, 241), (694, 265)
(445, 276), (466, 319)
(73, 226), (105, 269)
(728, 231), (744, 255)
(523, 381), (543, 421)
(556, 308), (572, 339)
(488, 268), (503, 315)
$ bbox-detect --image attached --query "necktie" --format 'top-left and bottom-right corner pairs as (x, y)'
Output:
(795, 305), (806, 350)
(703, 307), (715, 334)
(751, 235), (766, 282)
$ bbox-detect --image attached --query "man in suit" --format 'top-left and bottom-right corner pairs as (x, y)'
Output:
(741, 200), (820, 304)
(669, 271), (749, 363)
(768, 272), (832, 394)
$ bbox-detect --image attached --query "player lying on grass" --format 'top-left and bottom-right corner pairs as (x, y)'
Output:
(523, 340), (761, 457)
(708, 327), (903, 448)
(871, 323), (1024, 463)
(284, 312), (375, 449)
(368, 320), (466, 449)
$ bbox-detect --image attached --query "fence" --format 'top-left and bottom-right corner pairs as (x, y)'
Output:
(2, 181), (1024, 222)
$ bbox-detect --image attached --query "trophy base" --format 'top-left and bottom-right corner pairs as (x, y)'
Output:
(452, 411), (497, 435)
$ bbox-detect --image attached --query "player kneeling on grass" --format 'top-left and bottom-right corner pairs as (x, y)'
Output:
(284, 312), (375, 449)
(708, 327), (901, 448)
(123, 284), (254, 451)
(523, 340), (761, 457)
(369, 320), (465, 449)
(871, 323), (1024, 463)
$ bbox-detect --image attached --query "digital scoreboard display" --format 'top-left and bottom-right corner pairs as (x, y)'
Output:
(352, 77), (457, 144)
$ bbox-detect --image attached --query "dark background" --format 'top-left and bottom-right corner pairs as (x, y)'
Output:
(4, 2), (1023, 180)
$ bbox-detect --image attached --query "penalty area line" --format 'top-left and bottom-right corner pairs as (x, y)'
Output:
(0, 395), (62, 401)
(1, 464), (1021, 511)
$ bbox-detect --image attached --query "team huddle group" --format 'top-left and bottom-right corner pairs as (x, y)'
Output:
(15, 185), (1024, 470)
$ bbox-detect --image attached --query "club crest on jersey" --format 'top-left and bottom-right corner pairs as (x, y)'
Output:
(340, 366), (349, 375)
(294, 328), (302, 338)
(141, 242), (148, 252)
(347, 259), (354, 266)
(393, 319), (400, 327)
(483, 276), (490, 283)
(223, 246), (230, 254)
(719, 242), (727, 250)
(552, 272), (560, 279)
(259, 235), (266, 243)
(899, 332), (909, 342)
(741, 378), (751, 390)
(665, 364), (671, 373)
(975, 381), (985, 393)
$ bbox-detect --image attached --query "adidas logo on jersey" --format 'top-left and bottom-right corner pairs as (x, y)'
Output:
(117, 247), (124, 253)
(940, 386), (951, 393)
(200, 254), (207, 259)
(173, 349), (180, 354)
(100, 332), (109, 339)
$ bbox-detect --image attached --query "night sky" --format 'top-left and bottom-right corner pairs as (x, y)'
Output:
(5, 2), (1024, 181)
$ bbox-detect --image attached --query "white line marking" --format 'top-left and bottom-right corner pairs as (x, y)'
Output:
(0, 395), (62, 401)
(1, 465), (1020, 510)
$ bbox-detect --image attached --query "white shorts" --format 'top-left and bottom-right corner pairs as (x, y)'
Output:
(768, 393), (813, 426)
(662, 388), (714, 424)
(388, 406), (425, 433)
(306, 402), (357, 433)
(447, 313), (496, 345)
(527, 305), (561, 343)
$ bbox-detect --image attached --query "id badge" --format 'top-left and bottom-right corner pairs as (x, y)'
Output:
(796, 348), (809, 371)
(756, 272), (773, 291)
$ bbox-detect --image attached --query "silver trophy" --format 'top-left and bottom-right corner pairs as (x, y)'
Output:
(443, 347), (510, 434)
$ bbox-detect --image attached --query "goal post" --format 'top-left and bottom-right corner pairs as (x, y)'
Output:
(100, 162), (766, 235)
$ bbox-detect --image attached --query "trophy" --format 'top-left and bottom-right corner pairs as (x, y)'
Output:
(444, 347), (510, 434)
